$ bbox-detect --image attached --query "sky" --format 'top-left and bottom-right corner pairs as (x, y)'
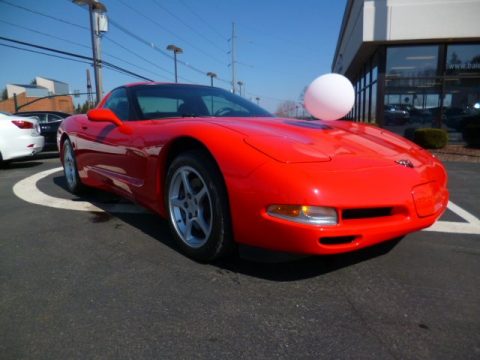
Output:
(0, 0), (347, 112)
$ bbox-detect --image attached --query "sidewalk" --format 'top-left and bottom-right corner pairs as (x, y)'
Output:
(430, 144), (480, 163)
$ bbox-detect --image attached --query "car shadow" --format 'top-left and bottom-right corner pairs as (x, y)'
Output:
(101, 203), (402, 281)
(50, 177), (402, 281)
(35, 151), (59, 160)
(214, 239), (402, 281)
(0, 160), (44, 169)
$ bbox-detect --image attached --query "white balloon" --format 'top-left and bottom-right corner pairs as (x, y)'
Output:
(304, 73), (355, 121)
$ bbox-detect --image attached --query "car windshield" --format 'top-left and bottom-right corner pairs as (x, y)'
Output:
(131, 84), (272, 120)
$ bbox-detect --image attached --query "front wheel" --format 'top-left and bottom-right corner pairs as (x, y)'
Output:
(62, 139), (83, 194)
(165, 150), (234, 262)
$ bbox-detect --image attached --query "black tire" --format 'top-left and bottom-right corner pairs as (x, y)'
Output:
(62, 139), (84, 194)
(165, 150), (235, 262)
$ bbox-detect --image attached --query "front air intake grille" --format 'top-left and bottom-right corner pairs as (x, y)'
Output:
(319, 236), (357, 245)
(342, 207), (393, 220)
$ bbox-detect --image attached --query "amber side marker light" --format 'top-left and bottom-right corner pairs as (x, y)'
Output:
(267, 205), (338, 225)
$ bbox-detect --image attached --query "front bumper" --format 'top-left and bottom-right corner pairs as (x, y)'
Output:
(227, 157), (449, 255)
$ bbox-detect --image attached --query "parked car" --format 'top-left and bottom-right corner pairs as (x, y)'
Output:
(0, 111), (44, 164)
(14, 111), (70, 150)
(384, 104), (410, 125)
(58, 83), (448, 262)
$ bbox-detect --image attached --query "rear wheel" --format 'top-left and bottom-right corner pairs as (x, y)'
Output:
(62, 139), (83, 194)
(165, 150), (234, 262)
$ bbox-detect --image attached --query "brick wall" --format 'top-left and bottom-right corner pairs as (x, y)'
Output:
(0, 92), (75, 114)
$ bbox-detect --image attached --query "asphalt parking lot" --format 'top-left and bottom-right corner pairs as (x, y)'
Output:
(1, 155), (479, 359)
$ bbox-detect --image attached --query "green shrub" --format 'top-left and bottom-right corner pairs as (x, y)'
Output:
(413, 128), (448, 149)
(463, 123), (480, 148)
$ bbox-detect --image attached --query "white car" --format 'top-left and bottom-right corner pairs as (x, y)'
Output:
(0, 111), (44, 164)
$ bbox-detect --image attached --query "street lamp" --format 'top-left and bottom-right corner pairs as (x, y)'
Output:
(237, 81), (243, 96)
(207, 72), (217, 87)
(72, 0), (107, 104)
(255, 97), (260, 105)
(166, 44), (183, 83)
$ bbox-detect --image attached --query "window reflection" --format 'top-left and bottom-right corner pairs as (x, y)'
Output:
(446, 44), (480, 75)
(386, 46), (438, 77)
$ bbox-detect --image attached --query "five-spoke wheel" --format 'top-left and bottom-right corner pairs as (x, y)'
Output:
(62, 139), (83, 194)
(165, 150), (234, 261)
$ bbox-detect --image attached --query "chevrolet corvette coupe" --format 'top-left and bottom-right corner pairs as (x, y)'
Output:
(58, 83), (448, 261)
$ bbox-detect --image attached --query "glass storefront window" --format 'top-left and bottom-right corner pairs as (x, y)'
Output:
(365, 86), (370, 122)
(443, 77), (480, 140)
(372, 66), (378, 82)
(384, 77), (442, 133)
(386, 46), (439, 77)
(371, 82), (377, 123)
(446, 44), (480, 76)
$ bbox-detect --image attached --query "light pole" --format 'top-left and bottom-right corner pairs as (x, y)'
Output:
(166, 44), (183, 83)
(237, 81), (243, 96)
(73, 0), (107, 104)
(207, 72), (217, 87)
(255, 97), (260, 105)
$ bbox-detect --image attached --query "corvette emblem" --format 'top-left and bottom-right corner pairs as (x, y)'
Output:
(395, 159), (414, 168)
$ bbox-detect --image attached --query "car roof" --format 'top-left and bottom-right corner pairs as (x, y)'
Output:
(122, 82), (213, 89)
(14, 111), (71, 116)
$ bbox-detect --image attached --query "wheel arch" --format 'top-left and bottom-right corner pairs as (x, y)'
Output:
(157, 136), (230, 216)
(58, 133), (71, 164)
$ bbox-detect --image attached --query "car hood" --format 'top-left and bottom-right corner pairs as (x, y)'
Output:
(206, 117), (433, 166)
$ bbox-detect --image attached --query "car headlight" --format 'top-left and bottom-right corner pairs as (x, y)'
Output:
(267, 205), (337, 225)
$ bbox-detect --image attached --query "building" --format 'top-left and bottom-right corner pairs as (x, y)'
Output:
(6, 84), (49, 99)
(35, 76), (70, 95)
(332, 0), (480, 143)
(1, 77), (74, 114)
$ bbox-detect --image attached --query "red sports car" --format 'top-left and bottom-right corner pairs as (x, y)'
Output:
(58, 83), (448, 261)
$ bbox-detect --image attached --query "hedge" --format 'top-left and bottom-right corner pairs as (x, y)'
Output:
(413, 128), (448, 149)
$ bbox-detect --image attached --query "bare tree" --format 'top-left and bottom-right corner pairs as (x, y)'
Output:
(275, 100), (298, 118)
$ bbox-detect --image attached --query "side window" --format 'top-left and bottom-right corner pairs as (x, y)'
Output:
(34, 114), (48, 123)
(103, 88), (130, 120)
(47, 114), (63, 123)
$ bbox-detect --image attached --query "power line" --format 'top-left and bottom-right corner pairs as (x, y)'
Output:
(1, 0), (229, 84)
(107, 18), (230, 84)
(0, 36), (154, 82)
(150, 0), (227, 54)
(0, 18), (91, 49)
(178, 0), (228, 41)
(116, 0), (227, 66)
(1, 38), (294, 109)
(0, 42), (91, 66)
(0, 0), (88, 30)
(0, 18), (169, 80)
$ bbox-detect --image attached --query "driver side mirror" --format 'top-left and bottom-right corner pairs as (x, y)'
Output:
(87, 109), (132, 135)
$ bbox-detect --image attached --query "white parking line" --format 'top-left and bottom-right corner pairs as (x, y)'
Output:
(424, 201), (480, 235)
(12, 167), (144, 213)
(12, 167), (480, 235)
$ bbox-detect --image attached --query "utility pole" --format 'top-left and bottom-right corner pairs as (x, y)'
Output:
(73, 0), (107, 104)
(231, 22), (237, 94)
(86, 69), (93, 108)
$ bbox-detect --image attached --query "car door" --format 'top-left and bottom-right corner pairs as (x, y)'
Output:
(78, 88), (146, 196)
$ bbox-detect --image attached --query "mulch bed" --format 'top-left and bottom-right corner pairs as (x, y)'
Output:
(429, 144), (480, 163)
